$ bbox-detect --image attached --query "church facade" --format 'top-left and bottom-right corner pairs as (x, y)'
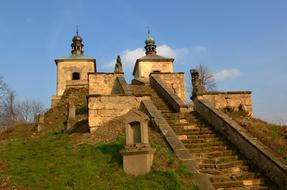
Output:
(51, 32), (188, 132)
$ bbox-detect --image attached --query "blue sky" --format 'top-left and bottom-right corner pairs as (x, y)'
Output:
(0, 0), (286, 124)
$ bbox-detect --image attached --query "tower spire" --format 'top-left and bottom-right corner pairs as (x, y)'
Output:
(76, 25), (79, 36)
(147, 27), (151, 37)
(144, 29), (157, 56)
(71, 27), (84, 56)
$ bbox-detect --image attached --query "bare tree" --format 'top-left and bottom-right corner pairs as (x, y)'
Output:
(0, 77), (9, 102)
(197, 64), (216, 91)
(1, 76), (45, 125)
(0, 77), (16, 126)
(15, 99), (45, 122)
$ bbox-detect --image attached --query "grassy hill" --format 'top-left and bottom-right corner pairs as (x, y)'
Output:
(0, 122), (198, 190)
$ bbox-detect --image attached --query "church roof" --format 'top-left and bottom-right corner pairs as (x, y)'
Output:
(137, 55), (174, 62)
(55, 54), (96, 64)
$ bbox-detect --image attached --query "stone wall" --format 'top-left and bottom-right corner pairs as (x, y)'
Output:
(115, 75), (130, 95)
(151, 72), (186, 103)
(56, 60), (95, 96)
(88, 73), (124, 95)
(199, 91), (253, 116)
(51, 95), (61, 108)
(193, 98), (287, 188)
(88, 95), (150, 132)
(66, 79), (88, 88)
(150, 74), (187, 112)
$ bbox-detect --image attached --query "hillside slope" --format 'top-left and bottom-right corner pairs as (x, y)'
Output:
(0, 87), (198, 190)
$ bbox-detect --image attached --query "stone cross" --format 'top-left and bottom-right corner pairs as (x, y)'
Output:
(67, 100), (76, 130)
(36, 113), (45, 132)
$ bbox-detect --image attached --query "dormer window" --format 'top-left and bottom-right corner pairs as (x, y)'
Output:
(72, 72), (80, 80)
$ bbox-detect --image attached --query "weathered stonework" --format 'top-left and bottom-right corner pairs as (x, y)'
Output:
(198, 92), (253, 116)
(193, 98), (287, 188)
(133, 60), (173, 79)
(36, 113), (45, 132)
(66, 100), (76, 130)
(120, 109), (155, 176)
(88, 95), (150, 132)
(140, 99), (215, 190)
(66, 79), (88, 88)
(150, 74), (188, 112)
(151, 72), (186, 103)
(88, 73), (124, 95)
(55, 60), (96, 96)
(51, 95), (61, 108)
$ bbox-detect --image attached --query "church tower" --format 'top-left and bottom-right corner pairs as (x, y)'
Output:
(132, 31), (174, 82)
(51, 31), (96, 107)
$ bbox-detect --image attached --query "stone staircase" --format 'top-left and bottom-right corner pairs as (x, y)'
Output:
(132, 84), (273, 190)
(128, 84), (173, 113)
(162, 112), (271, 190)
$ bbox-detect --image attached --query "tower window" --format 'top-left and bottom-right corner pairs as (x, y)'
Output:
(72, 72), (80, 80)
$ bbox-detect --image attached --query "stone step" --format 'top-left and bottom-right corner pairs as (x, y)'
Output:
(167, 121), (201, 126)
(249, 186), (269, 190)
(184, 141), (224, 149)
(164, 116), (198, 120)
(213, 181), (244, 188)
(210, 172), (256, 183)
(193, 155), (238, 164)
(199, 160), (245, 170)
(242, 179), (265, 186)
(186, 133), (217, 139)
(172, 125), (201, 131)
(213, 178), (266, 189)
(188, 146), (228, 153)
(182, 137), (221, 143)
(174, 129), (214, 135)
(200, 165), (250, 176)
(218, 186), (269, 190)
(191, 150), (234, 157)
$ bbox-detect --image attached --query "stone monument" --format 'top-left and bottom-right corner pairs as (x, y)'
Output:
(114, 55), (123, 73)
(67, 100), (76, 130)
(120, 109), (155, 175)
(190, 69), (205, 97)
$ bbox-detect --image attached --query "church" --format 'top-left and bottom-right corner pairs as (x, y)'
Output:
(46, 31), (285, 189)
(51, 31), (188, 132)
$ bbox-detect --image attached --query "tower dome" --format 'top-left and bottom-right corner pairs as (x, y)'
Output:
(144, 30), (157, 55)
(71, 29), (84, 56)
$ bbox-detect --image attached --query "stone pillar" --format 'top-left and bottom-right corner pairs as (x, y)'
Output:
(120, 109), (155, 176)
(190, 69), (205, 97)
(36, 113), (45, 132)
(67, 100), (76, 130)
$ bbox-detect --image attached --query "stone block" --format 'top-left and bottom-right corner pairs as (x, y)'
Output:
(121, 148), (155, 176)
(177, 135), (188, 141)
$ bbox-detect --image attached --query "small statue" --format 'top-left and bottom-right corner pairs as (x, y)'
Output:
(191, 69), (205, 96)
(114, 55), (123, 73)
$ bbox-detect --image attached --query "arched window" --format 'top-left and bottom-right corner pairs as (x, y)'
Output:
(72, 72), (80, 80)
(130, 121), (141, 144)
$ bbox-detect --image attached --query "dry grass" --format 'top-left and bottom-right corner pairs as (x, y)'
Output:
(0, 122), (37, 142)
(225, 110), (287, 161)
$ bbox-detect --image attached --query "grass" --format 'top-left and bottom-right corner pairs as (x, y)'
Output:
(225, 110), (287, 161)
(0, 126), (196, 190)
